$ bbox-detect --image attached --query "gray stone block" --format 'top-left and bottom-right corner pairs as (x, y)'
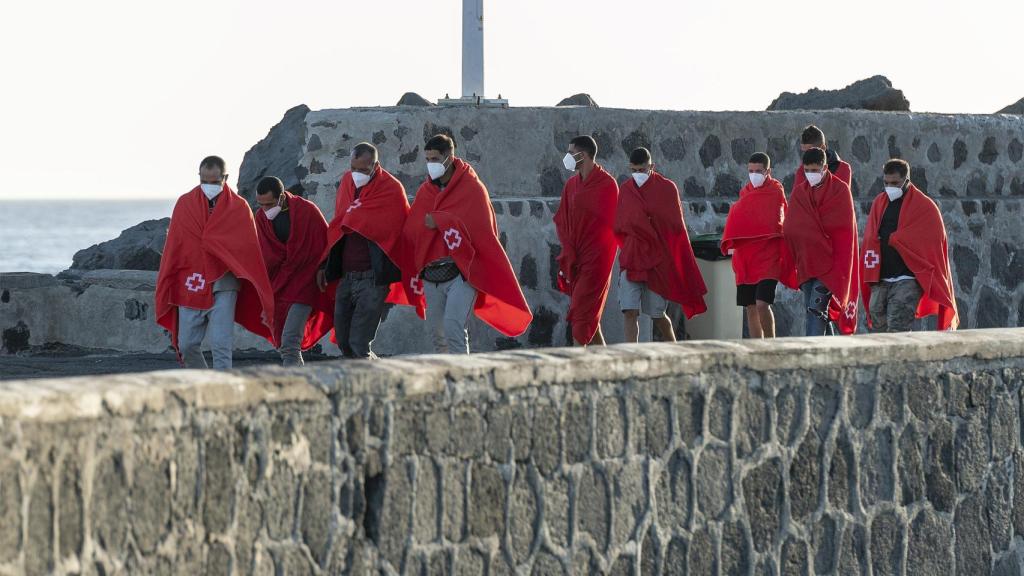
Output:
(695, 445), (732, 520)
(907, 509), (953, 574)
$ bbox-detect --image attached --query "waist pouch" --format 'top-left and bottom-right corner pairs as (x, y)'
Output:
(421, 261), (461, 284)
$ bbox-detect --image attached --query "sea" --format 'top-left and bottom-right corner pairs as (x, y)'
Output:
(0, 199), (177, 275)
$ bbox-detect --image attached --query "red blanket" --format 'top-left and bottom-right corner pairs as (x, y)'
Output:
(404, 158), (532, 336)
(324, 166), (425, 318)
(795, 159), (852, 187)
(155, 185), (275, 358)
(256, 192), (333, 349)
(721, 178), (798, 289)
(861, 184), (958, 330)
(784, 171), (861, 334)
(614, 172), (707, 318)
(554, 165), (619, 344)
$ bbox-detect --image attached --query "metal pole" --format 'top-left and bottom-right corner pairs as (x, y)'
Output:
(462, 0), (484, 98)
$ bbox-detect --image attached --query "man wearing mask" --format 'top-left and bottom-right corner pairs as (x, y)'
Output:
(553, 136), (619, 346)
(861, 159), (958, 332)
(404, 134), (532, 353)
(721, 152), (798, 338)
(794, 125), (852, 187)
(155, 156), (275, 369)
(254, 176), (332, 366)
(319, 143), (424, 358)
(613, 147), (706, 343)
(784, 147), (860, 336)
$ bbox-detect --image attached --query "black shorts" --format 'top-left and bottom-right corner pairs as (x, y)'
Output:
(736, 279), (778, 306)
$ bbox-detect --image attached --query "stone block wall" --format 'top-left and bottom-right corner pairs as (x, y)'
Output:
(245, 106), (1024, 342)
(2, 329), (1024, 574)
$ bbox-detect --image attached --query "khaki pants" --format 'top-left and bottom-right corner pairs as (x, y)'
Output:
(869, 279), (923, 333)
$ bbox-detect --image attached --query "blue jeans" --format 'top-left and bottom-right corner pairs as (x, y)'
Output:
(801, 279), (835, 336)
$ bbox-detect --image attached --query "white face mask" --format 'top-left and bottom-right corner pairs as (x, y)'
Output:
(748, 173), (767, 188)
(885, 185), (904, 201)
(264, 206), (282, 220)
(351, 170), (372, 188)
(563, 152), (582, 171)
(426, 157), (449, 181)
(200, 183), (222, 200)
(632, 171), (650, 187)
(805, 171), (824, 187)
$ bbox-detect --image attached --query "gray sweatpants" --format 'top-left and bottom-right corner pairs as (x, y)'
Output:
(424, 275), (476, 354)
(334, 271), (389, 358)
(869, 278), (923, 333)
(279, 303), (312, 367)
(177, 290), (237, 369)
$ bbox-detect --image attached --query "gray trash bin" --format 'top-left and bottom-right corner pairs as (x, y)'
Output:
(686, 234), (743, 340)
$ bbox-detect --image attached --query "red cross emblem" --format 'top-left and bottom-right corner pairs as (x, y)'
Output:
(185, 272), (206, 293)
(346, 198), (362, 213)
(443, 227), (462, 250)
(844, 301), (858, 320)
(864, 250), (879, 269)
(410, 277), (424, 295)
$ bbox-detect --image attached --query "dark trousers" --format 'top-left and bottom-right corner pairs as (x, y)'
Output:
(334, 271), (389, 358)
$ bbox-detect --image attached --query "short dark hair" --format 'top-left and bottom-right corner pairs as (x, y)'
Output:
(424, 134), (456, 155)
(256, 176), (285, 198)
(883, 159), (910, 179)
(199, 155), (227, 175)
(800, 125), (826, 146)
(570, 135), (598, 159)
(802, 147), (827, 166)
(629, 147), (652, 165)
(748, 152), (771, 169)
(352, 142), (378, 163)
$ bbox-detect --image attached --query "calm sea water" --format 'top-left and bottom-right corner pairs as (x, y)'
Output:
(0, 199), (177, 274)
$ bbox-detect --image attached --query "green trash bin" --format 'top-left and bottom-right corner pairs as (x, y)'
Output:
(686, 233), (743, 340)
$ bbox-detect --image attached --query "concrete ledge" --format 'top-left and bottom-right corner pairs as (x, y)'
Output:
(3, 328), (1022, 422)
(2, 328), (1024, 574)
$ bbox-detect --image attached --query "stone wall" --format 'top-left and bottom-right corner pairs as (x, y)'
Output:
(2, 329), (1024, 575)
(251, 106), (1024, 339)
(3, 108), (1022, 356)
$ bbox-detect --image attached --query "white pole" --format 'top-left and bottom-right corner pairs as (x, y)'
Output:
(462, 0), (484, 98)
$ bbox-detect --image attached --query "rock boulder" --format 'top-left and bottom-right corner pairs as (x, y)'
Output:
(397, 92), (434, 106)
(236, 104), (311, 201)
(67, 218), (168, 272)
(557, 93), (599, 107)
(767, 76), (910, 112)
(997, 98), (1024, 114)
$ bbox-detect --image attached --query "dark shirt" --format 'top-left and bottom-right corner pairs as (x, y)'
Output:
(272, 209), (290, 244)
(341, 186), (371, 272)
(879, 196), (913, 279)
(825, 148), (842, 174)
(341, 234), (372, 272)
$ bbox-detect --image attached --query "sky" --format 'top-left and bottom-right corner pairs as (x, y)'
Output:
(1, 0), (1021, 200)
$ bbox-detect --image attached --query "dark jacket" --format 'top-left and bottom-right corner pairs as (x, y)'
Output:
(324, 236), (402, 286)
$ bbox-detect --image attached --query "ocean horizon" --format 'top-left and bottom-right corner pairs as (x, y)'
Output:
(0, 199), (177, 275)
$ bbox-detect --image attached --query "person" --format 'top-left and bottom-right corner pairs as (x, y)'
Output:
(721, 152), (798, 338)
(319, 143), (424, 358)
(784, 147), (860, 336)
(553, 135), (619, 346)
(155, 155), (275, 368)
(861, 159), (958, 331)
(794, 125), (852, 187)
(613, 147), (706, 342)
(403, 134), (532, 353)
(254, 176), (332, 366)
